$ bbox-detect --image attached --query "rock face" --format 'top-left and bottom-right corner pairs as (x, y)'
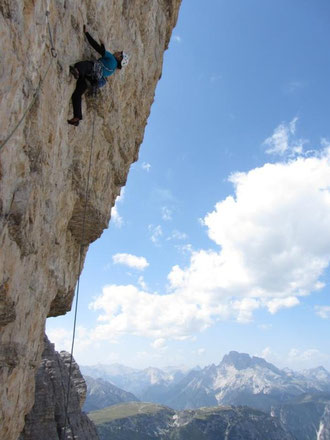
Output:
(0, 1), (181, 438)
(88, 402), (295, 440)
(19, 335), (99, 440)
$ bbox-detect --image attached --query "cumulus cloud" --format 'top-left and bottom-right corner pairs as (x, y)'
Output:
(113, 253), (149, 270)
(266, 297), (300, 314)
(90, 148), (330, 341)
(315, 305), (330, 319)
(263, 117), (305, 156)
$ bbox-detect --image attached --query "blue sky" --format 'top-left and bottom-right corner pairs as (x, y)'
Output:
(47, 0), (330, 371)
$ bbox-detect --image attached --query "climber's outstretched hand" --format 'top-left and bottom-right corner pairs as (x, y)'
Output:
(83, 24), (87, 33)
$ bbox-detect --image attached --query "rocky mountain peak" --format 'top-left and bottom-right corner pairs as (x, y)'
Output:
(220, 351), (281, 374)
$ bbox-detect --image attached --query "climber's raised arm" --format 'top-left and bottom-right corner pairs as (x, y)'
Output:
(83, 25), (105, 56)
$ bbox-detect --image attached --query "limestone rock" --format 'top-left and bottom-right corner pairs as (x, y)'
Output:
(19, 335), (99, 440)
(0, 1), (181, 438)
(60, 350), (88, 409)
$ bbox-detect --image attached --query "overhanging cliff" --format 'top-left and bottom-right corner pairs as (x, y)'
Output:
(0, 1), (181, 438)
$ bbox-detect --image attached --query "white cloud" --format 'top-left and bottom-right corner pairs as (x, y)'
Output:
(151, 338), (167, 350)
(47, 326), (92, 354)
(149, 224), (163, 245)
(266, 297), (300, 314)
(260, 347), (273, 361)
(263, 117), (306, 156)
(288, 348), (330, 364)
(113, 253), (149, 270)
(90, 148), (330, 341)
(257, 347), (330, 369)
(111, 206), (123, 227)
(47, 327), (72, 352)
(138, 276), (148, 290)
(162, 207), (172, 221)
(111, 189), (125, 227)
(142, 162), (151, 172)
(315, 305), (330, 319)
(232, 298), (260, 323)
(90, 284), (213, 340)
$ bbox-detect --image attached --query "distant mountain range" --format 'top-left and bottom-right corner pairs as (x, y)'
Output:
(81, 351), (330, 412)
(83, 375), (139, 412)
(82, 351), (330, 439)
(88, 402), (295, 440)
(81, 363), (194, 399)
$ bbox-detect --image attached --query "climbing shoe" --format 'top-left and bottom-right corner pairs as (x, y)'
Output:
(69, 65), (80, 79)
(67, 118), (80, 126)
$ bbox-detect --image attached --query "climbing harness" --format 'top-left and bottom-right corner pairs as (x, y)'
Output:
(0, 11), (57, 152)
(88, 61), (108, 93)
(62, 106), (97, 440)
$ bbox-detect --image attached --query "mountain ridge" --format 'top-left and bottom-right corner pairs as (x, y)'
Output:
(88, 401), (295, 440)
(82, 351), (330, 411)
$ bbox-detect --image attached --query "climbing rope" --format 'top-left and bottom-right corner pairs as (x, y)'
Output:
(62, 107), (97, 440)
(0, 11), (57, 152)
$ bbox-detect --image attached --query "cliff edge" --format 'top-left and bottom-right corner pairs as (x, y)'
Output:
(19, 335), (99, 440)
(0, 1), (181, 438)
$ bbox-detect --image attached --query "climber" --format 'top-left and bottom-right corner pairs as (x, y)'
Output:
(67, 25), (129, 126)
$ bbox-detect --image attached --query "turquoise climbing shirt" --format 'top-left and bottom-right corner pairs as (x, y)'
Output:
(99, 51), (118, 77)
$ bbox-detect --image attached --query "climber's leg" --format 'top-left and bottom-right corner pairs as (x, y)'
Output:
(71, 77), (88, 121)
(74, 60), (93, 77)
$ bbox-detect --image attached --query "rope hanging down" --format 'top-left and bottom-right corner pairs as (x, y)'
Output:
(0, 11), (57, 152)
(62, 107), (97, 440)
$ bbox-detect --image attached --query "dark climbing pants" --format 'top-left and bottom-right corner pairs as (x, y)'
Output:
(71, 61), (94, 120)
